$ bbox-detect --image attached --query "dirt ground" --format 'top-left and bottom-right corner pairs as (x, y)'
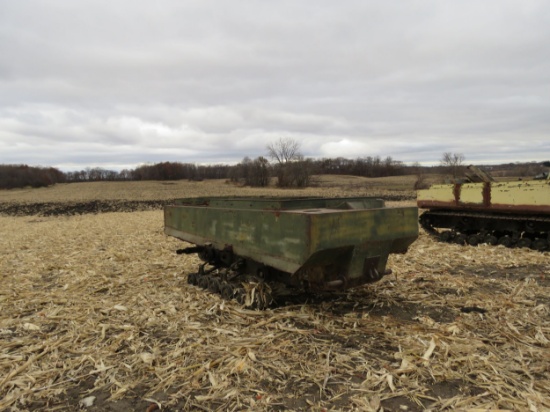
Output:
(0, 178), (548, 411)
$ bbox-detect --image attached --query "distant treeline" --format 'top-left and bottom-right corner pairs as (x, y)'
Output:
(0, 158), (547, 190)
(0, 156), (409, 189)
(65, 162), (232, 182)
(0, 165), (66, 189)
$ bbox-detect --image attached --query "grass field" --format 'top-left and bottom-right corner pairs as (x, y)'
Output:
(0, 177), (548, 411)
(0, 175), (419, 203)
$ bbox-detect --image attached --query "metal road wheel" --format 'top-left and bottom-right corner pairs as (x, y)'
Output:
(454, 234), (467, 245)
(187, 273), (198, 285)
(467, 234), (481, 246)
(207, 277), (221, 293)
(498, 236), (514, 248)
(220, 282), (234, 300)
(532, 239), (548, 251)
(198, 275), (210, 289)
(439, 231), (453, 242)
(516, 238), (532, 249)
(233, 287), (246, 305)
(253, 289), (273, 310)
(219, 250), (233, 266)
(484, 234), (498, 245)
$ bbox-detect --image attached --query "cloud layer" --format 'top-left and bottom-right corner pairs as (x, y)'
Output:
(1, 1), (549, 170)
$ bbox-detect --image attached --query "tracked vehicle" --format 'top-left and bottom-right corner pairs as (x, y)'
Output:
(164, 197), (418, 308)
(417, 166), (550, 251)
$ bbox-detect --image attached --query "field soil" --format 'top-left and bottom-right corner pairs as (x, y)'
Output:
(1, 177), (548, 411)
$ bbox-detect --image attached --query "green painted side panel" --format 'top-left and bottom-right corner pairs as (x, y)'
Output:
(307, 207), (418, 251)
(165, 205), (310, 273)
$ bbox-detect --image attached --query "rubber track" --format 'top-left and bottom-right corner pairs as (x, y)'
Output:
(188, 266), (274, 309)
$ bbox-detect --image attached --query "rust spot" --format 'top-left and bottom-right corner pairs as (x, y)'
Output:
(482, 182), (491, 207)
(453, 184), (461, 204)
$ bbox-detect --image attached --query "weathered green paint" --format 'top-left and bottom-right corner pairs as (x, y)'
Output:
(164, 197), (418, 288)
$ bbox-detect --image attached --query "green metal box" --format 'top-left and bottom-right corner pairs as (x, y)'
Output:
(165, 197), (418, 295)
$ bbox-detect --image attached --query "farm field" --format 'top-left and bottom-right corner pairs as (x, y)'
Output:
(0, 177), (549, 411)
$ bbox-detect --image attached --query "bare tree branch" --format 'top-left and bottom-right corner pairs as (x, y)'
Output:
(267, 137), (301, 164)
(440, 152), (465, 181)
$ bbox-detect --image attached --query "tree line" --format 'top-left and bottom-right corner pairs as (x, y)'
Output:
(2, 139), (547, 190)
(0, 165), (66, 189)
(0, 156), (407, 190)
(64, 162), (232, 183)
(0, 138), (413, 189)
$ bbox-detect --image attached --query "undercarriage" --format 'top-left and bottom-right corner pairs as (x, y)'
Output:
(419, 210), (550, 251)
(178, 245), (297, 309)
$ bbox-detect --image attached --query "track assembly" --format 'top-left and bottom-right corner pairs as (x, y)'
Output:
(165, 196), (418, 309)
(186, 261), (274, 310)
(420, 210), (550, 251)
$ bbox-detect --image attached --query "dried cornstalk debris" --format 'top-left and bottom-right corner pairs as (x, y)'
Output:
(0, 180), (548, 411)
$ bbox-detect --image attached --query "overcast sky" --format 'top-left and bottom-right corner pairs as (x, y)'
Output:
(1, 1), (549, 171)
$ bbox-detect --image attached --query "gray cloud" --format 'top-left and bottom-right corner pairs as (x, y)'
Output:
(1, 0), (549, 171)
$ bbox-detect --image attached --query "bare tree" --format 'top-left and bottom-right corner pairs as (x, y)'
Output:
(441, 152), (465, 182)
(267, 137), (301, 164)
(266, 137), (310, 187)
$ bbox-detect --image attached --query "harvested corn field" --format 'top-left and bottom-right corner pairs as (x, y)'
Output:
(0, 179), (549, 411)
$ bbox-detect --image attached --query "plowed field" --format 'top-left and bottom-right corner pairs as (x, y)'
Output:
(1, 178), (548, 412)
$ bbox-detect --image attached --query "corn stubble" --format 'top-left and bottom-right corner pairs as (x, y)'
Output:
(0, 178), (548, 411)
